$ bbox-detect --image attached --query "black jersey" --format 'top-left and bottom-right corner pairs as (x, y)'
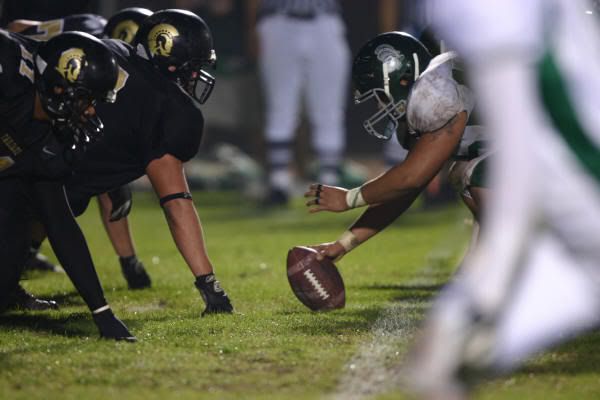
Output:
(19, 14), (107, 40)
(0, 31), (71, 179)
(65, 39), (205, 214)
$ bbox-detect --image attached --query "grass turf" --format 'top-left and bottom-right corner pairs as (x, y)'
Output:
(1, 192), (600, 399)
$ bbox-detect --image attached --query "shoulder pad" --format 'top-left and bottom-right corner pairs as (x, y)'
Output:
(103, 38), (132, 57)
(407, 51), (473, 133)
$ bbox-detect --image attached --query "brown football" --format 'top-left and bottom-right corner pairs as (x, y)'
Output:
(286, 246), (345, 311)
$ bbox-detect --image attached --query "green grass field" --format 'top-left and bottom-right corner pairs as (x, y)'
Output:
(2, 192), (600, 400)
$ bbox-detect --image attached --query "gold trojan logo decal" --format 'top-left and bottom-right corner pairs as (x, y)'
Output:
(55, 48), (85, 82)
(148, 24), (179, 57)
(113, 20), (139, 44)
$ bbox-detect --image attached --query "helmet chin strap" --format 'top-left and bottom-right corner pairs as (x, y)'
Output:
(413, 52), (420, 80)
(382, 62), (391, 98)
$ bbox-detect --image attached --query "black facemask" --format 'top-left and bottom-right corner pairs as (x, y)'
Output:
(173, 61), (216, 104)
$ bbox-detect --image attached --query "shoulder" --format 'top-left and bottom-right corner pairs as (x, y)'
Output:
(0, 31), (36, 97)
(407, 52), (473, 134)
(159, 84), (205, 162)
(63, 14), (107, 37)
(102, 38), (134, 60)
(164, 83), (204, 126)
(19, 14), (106, 40)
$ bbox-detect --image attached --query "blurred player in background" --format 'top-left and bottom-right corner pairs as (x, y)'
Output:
(0, 30), (135, 340)
(405, 0), (600, 398)
(247, 0), (350, 206)
(64, 9), (234, 316)
(304, 31), (488, 264)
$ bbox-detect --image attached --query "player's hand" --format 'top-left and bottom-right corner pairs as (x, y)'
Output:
(92, 308), (137, 342)
(304, 183), (349, 213)
(308, 241), (347, 262)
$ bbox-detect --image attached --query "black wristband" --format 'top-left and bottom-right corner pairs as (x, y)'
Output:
(159, 192), (192, 208)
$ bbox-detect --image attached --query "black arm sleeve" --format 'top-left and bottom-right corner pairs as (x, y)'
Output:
(31, 180), (107, 311)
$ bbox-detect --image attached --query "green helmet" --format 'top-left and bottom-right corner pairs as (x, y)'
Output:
(352, 32), (432, 140)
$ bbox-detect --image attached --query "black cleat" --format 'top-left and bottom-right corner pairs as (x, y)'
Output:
(263, 188), (289, 207)
(7, 284), (59, 311)
(92, 308), (137, 342)
(120, 256), (151, 290)
(24, 250), (63, 273)
(195, 273), (233, 316)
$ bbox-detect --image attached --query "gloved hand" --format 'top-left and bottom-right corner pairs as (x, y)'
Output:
(194, 273), (233, 316)
(92, 307), (137, 342)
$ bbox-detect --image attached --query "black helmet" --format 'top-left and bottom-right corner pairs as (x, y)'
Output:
(34, 31), (119, 146)
(104, 7), (153, 44)
(352, 32), (432, 140)
(133, 9), (216, 104)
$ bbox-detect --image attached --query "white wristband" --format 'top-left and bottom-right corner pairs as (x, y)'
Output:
(337, 230), (360, 253)
(346, 187), (367, 209)
(92, 304), (111, 314)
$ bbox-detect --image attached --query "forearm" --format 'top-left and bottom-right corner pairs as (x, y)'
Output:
(358, 113), (468, 206)
(162, 199), (214, 276)
(32, 181), (107, 312)
(360, 168), (426, 206)
(347, 190), (421, 246)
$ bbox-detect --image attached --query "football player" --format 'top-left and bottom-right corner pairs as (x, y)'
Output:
(0, 30), (135, 341)
(7, 9), (155, 289)
(103, 7), (152, 44)
(63, 9), (233, 316)
(8, 13), (107, 39)
(94, 7), (154, 290)
(5, 13), (108, 275)
(304, 32), (487, 263)
(405, 0), (600, 397)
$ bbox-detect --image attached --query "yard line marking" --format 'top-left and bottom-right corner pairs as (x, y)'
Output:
(330, 217), (470, 400)
(329, 275), (438, 400)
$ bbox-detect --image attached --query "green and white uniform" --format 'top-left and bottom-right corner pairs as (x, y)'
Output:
(415, 0), (600, 386)
(404, 51), (490, 195)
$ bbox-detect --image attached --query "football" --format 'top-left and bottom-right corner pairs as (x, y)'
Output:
(286, 246), (345, 311)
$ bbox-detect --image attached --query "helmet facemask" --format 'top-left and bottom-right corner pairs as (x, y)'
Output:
(354, 88), (407, 140)
(37, 80), (116, 150)
(34, 32), (119, 152)
(171, 53), (216, 104)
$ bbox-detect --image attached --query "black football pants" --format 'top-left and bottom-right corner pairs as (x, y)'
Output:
(0, 177), (108, 312)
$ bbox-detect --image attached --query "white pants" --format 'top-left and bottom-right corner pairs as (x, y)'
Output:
(454, 61), (600, 371)
(258, 14), (349, 167)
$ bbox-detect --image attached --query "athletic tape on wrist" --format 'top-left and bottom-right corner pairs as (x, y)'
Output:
(337, 230), (360, 253)
(345, 187), (367, 209)
(92, 304), (111, 314)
